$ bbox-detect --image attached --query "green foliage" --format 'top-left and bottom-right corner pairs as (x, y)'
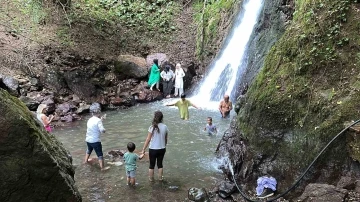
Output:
(193, 0), (239, 59)
(239, 0), (360, 163)
(0, 0), (48, 37)
(18, 0), (47, 25)
(72, 0), (179, 34)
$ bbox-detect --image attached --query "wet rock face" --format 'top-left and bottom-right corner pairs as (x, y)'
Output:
(188, 187), (210, 202)
(0, 89), (81, 202)
(297, 184), (348, 202)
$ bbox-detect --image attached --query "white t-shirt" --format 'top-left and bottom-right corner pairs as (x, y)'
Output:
(36, 113), (46, 126)
(148, 123), (168, 149)
(86, 116), (105, 143)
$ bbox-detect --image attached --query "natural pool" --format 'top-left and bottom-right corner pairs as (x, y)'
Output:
(54, 99), (234, 202)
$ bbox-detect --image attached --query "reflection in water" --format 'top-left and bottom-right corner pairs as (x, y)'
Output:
(54, 100), (234, 201)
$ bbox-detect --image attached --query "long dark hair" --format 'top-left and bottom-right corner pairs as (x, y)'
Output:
(152, 110), (163, 134)
(153, 59), (159, 67)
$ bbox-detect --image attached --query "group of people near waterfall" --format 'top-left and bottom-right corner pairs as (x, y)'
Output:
(35, 59), (234, 187)
(148, 59), (185, 98)
(81, 94), (232, 186)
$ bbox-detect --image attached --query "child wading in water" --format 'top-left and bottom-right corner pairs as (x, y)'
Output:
(204, 117), (217, 135)
(124, 142), (144, 186)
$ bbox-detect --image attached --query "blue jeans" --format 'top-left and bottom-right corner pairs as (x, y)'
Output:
(86, 142), (103, 160)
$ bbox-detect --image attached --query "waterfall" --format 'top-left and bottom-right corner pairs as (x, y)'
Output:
(191, 0), (264, 110)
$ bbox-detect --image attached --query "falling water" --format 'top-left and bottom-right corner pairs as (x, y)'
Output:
(192, 0), (264, 109)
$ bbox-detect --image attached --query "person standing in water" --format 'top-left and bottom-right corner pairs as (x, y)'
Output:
(160, 65), (175, 98)
(174, 63), (185, 97)
(166, 93), (200, 120)
(148, 59), (161, 91)
(219, 95), (233, 118)
(36, 104), (54, 132)
(141, 111), (168, 182)
(124, 142), (144, 186)
(84, 110), (109, 171)
(204, 117), (217, 135)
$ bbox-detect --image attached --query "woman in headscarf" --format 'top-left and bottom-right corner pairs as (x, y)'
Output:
(174, 63), (185, 97)
(148, 59), (161, 91)
(141, 111), (168, 181)
(36, 104), (54, 132)
(160, 65), (174, 98)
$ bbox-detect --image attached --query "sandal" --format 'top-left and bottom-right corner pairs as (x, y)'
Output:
(149, 177), (154, 182)
(159, 176), (164, 181)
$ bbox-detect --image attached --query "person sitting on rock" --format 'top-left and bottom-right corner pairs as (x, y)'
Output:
(36, 104), (54, 132)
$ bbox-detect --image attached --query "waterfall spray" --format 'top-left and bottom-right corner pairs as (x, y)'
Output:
(191, 0), (264, 109)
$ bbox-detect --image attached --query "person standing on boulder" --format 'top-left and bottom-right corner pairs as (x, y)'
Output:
(84, 110), (109, 171)
(160, 65), (175, 98)
(174, 63), (185, 97)
(36, 104), (54, 132)
(148, 59), (161, 91)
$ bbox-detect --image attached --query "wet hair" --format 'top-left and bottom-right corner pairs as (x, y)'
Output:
(207, 117), (212, 121)
(152, 111), (163, 134)
(165, 65), (170, 73)
(127, 142), (136, 152)
(153, 59), (159, 67)
(180, 93), (186, 98)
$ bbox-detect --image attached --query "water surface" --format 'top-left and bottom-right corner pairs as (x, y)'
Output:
(54, 99), (234, 202)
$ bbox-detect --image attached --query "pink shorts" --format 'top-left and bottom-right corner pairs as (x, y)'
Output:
(45, 125), (52, 132)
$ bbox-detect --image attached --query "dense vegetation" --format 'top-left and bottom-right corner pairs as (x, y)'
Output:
(238, 0), (360, 162)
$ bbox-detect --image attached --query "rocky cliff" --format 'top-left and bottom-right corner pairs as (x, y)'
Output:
(218, 0), (360, 199)
(0, 89), (81, 201)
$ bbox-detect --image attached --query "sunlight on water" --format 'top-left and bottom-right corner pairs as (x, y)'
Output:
(193, 0), (264, 102)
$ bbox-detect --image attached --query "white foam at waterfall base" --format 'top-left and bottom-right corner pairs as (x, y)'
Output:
(192, 0), (264, 106)
(209, 155), (235, 176)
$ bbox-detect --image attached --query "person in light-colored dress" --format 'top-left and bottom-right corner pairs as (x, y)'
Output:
(174, 63), (185, 97)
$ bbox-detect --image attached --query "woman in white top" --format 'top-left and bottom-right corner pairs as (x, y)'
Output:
(36, 104), (54, 132)
(160, 65), (175, 98)
(174, 63), (185, 97)
(141, 111), (168, 181)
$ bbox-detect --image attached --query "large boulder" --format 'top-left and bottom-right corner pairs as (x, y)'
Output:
(0, 89), (81, 202)
(297, 183), (348, 202)
(114, 55), (148, 79)
(146, 53), (168, 67)
(0, 74), (19, 96)
(63, 69), (98, 101)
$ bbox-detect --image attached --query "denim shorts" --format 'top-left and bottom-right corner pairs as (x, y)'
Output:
(126, 170), (136, 178)
(86, 142), (103, 160)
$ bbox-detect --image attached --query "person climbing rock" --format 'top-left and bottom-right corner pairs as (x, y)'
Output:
(148, 59), (161, 91)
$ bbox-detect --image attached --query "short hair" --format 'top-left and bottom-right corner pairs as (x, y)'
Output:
(207, 117), (212, 121)
(127, 142), (136, 152)
(180, 93), (186, 98)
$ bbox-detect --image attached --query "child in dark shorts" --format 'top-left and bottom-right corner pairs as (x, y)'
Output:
(124, 142), (144, 186)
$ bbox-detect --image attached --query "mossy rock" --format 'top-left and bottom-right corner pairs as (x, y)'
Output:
(0, 89), (81, 202)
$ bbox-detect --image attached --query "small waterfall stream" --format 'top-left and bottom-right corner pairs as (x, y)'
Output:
(53, 1), (265, 201)
(192, 0), (264, 108)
